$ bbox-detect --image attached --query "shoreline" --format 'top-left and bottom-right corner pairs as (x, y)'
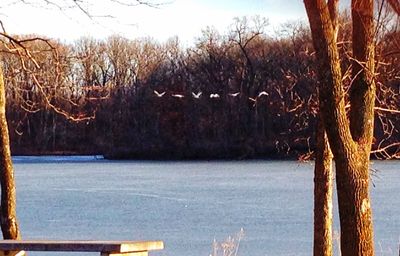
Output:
(10, 153), (398, 162)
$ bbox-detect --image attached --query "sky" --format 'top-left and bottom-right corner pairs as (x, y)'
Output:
(0, 0), (310, 44)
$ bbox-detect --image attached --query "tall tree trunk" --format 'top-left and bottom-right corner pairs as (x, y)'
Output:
(313, 2), (336, 254)
(334, 146), (374, 256)
(0, 67), (21, 240)
(304, 1), (375, 255)
(313, 115), (333, 256)
(336, 1), (375, 255)
(350, 0), (376, 146)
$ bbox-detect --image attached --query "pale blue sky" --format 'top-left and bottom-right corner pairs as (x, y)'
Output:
(0, 1), (314, 43)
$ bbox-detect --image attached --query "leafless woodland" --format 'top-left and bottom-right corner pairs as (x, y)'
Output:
(0, 15), (399, 159)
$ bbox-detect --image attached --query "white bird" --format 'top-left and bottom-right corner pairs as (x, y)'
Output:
(248, 97), (256, 102)
(210, 93), (220, 99)
(153, 90), (166, 97)
(192, 91), (202, 99)
(248, 97), (257, 107)
(172, 94), (185, 98)
(228, 92), (240, 97)
(258, 91), (269, 97)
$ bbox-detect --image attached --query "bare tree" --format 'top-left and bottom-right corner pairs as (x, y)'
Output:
(304, 0), (376, 255)
(0, 30), (60, 241)
(0, 67), (20, 241)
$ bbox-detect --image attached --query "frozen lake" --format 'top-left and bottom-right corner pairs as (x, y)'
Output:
(13, 158), (400, 256)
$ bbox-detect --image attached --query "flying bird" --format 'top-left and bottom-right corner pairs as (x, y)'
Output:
(257, 91), (269, 97)
(248, 97), (257, 107)
(172, 94), (185, 98)
(210, 93), (220, 99)
(153, 90), (166, 97)
(192, 92), (202, 99)
(228, 92), (240, 97)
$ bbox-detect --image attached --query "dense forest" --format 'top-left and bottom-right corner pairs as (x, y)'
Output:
(1, 15), (399, 159)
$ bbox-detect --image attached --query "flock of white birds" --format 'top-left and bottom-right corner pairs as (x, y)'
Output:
(153, 90), (270, 103)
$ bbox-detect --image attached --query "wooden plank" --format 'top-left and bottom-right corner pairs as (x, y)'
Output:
(0, 241), (163, 253)
(119, 241), (163, 253)
(101, 251), (148, 256)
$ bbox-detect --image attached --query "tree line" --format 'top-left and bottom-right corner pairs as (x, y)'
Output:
(1, 15), (399, 159)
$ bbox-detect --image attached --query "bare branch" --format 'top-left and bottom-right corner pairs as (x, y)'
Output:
(375, 106), (400, 114)
(372, 142), (400, 159)
(109, 0), (167, 8)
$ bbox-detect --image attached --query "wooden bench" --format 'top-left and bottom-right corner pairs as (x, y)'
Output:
(0, 240), (164, 256)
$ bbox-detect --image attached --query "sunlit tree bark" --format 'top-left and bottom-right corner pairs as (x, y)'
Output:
(0, 67), (20, 240)
(313, 115), (333, 256)
(312, 2), (336, 256)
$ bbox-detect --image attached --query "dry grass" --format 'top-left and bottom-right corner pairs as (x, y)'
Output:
(209, 228), (245, 256)
(211, 228), (400, 255)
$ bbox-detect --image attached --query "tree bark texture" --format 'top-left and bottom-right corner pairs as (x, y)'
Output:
(350, 0), (376, 147)
(313, 114), (333, 256)
(304, 1), (375, 255)
(0, 67), (21, 240)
